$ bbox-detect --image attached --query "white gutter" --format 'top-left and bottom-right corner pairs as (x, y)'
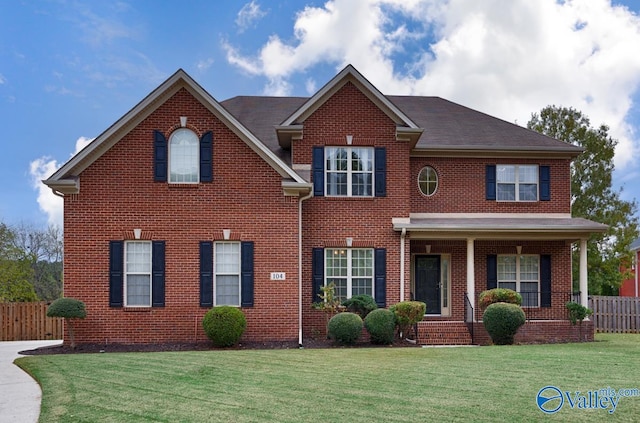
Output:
(400, 228), (406, 302)
(298, 190), (313, 347)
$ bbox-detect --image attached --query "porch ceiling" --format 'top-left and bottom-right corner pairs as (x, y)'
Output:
(393, 216), (608, 241)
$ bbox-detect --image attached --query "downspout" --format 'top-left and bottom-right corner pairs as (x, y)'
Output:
(298, 190), (313, 347)
(400, 228), (406, 302)
(633, 250), (640, 297)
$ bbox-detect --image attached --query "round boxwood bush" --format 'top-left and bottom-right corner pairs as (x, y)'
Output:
(364, 308), (396, 344)
(342, 294), (377, 318)
(478, 288), (522, 310)
(482, 302), (526, 345)
(327, 312), (363, 345)
(202, 306), (247, 347)
(46, 297), (87, 349)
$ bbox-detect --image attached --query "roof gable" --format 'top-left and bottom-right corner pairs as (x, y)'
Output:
(276, 65), (423, 148)
(44, 69), (308, 195)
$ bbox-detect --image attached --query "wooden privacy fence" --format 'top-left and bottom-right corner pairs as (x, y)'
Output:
(589, 296), (640, 333)
(0, 302), (63, 341)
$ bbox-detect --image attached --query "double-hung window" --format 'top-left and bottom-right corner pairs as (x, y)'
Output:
(496, 165), (538, 201)
(325, 248), (373, 301)
(125, 241), (152, 307)
(169, 128), (199, 183)
(215, 242), (240, 306)
(325, 147), (373, 196)
(497, 255), (540, 307)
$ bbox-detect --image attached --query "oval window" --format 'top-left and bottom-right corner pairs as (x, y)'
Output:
(418, 166), (438, 196)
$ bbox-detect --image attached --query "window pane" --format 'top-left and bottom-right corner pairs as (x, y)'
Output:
(497, 256), (516, 281)
(496, 165), (515, 183)
(497, 184), (516, 201)
(418, 166), (438, 196)
(498, 282), (517, 291)
(329, 278), (348, 301)
(352, 278), (372, 296)
(326, 148), (347, 171)
(518, 165), (538, 183)
(519, 184), (538, 201)
(327, 173), (347, 196)
(126, 275), (150, 306)
(169, 128), (199, 183)
(351, 148), (373, 172)
(215, 243), (240, 273)
(520, 256), (539, 280)
(352, 173), (372, 196)
(351, 250), (373, 277)
(521, 282), (539, 307)
(216, 275), (239, 305)
(326, 249), (347, 277)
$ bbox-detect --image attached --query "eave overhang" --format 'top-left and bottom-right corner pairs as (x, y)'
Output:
(411, 146), (583, 160)
(393, 216), (608, 242)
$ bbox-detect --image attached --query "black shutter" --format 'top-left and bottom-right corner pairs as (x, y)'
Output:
(154, 130), (167, 182)
(200, 131), (213, 182)
(374, 147), (386, 197)
(487, 255), (497, 290)
(486, 165), (496, 200)
(539, 165), (551, 201)
(241, 242), (254, 307)
(312, 248), (324, 303)
(199, 242), (213, 307)
(540, 255), (552, 308)
(374, 248), (387, 307)
(312, 147), (324, 197)
(109, 241), (124, 307)
(151, 241), (165, 307)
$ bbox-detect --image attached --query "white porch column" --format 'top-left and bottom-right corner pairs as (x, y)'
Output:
(579, 238), (588, 309)
(467, 238), (475, 317)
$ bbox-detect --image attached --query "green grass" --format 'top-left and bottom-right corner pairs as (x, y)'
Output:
(16, 334), (640, 422)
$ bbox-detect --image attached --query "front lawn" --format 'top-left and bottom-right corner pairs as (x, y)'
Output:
(16, 334), (640, 422)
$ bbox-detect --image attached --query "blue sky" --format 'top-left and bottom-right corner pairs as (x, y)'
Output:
(2, 0), (640, 228)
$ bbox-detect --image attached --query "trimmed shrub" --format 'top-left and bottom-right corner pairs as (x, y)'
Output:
(364, 308), (396, 344)
(47, 297), (87, 349)
(342, 294), (377, 319)
(202, 306), (247, 347)
(327, 312), (363, 345)
(390, 301), (426, 339)
(478, 288), (522, 310)
(482, 302), (526, 345)
(566, 301), (593, 325)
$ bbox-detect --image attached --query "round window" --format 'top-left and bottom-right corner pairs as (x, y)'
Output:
(418, 166), (438, 196)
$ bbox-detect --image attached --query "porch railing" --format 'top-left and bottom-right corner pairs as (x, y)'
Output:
(472, 291), (579, 321)
(464, 292), (474, 344)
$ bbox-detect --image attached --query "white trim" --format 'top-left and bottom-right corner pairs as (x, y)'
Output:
(497, 254), (540, 307)
(124, 241), (152, 308)
(409, 213), (572, 219)
(324, 146), (374, 197)
(214, 241), (241, 307)
(324, 248), (374, 300)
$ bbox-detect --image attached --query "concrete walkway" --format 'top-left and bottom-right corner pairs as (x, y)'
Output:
(0, 340), (62, 423)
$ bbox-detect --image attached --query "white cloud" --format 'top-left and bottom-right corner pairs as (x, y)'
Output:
(236, 1), (267, 33)
(0, 74), (5, 84)
(29, 137), (94, 227)
(196, 58), (215, 72)
(223, 0), (640, 169)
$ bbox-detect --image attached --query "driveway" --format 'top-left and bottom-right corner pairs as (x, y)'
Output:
(0, 340), (62, 423)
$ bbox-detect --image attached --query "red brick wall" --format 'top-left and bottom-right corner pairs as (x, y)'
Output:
(619, 250), (639, 297)
(410, 157), (572, 214)
(297, 82), (411, 337)
(63, 87), (300, 345)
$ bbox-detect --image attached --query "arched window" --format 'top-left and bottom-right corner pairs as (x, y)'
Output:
(169, 128), (199, 183)
(418, 166), (438, 196)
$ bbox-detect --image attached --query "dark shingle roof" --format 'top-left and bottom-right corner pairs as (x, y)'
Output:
(220, 94), (582, 161)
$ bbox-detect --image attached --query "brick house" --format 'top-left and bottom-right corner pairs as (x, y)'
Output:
(44, 65), (607, 346)
(620, 237), (640, 297)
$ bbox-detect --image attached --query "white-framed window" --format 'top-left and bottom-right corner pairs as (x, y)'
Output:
(497, 165), (538, 201)
(497, 254), (540, 307)
(325, 147), (373, 196)
(169, 128), (199, 183)
(215, 242), (240, 306)
(325, 248), (373, 301)
(125, 241), (151, 307)
(418, 166), (438, 196)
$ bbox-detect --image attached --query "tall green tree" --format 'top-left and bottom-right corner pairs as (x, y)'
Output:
(528, 106), (639, 295)
(0, 223), (37, 301)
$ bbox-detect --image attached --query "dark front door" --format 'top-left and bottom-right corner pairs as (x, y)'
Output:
(415, 255), (441, 314)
